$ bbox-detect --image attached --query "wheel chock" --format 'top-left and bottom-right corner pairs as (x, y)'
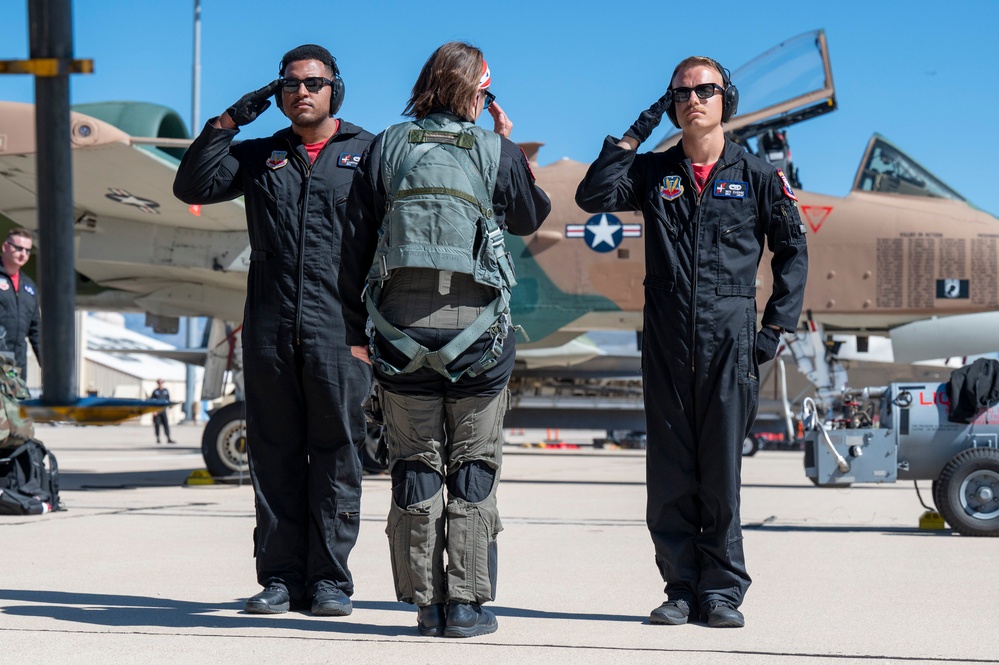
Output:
(918, 510), (946, 530)
(185, 469), (215, 486)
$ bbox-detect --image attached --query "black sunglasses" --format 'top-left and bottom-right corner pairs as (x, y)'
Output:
(483, 90), (496, 109)
(670, 83), (726, 102)
(5, 242), (30, 254)
(280, 77), (333, 93)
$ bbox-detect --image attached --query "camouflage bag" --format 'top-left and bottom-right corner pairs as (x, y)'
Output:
(0, 357), (34, 449)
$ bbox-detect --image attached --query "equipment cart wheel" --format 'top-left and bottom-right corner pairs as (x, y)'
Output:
(742, 435), (759, 457)
(936, 447), (999, 537)
(202, 402), (248, 477)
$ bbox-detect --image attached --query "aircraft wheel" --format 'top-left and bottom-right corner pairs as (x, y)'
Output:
(936, 447), (999, 537)
(742, 435), (759, 457)
(202, 402), (248, 477)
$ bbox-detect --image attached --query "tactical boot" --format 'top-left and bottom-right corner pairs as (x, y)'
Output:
(245, 585), (290, 614)
(312, 583), (352, 616)
(704, 601), (745, 628)
(444, 602), (497, 638)
(650, 598), (691, 625)
(417, 603), (446, 636)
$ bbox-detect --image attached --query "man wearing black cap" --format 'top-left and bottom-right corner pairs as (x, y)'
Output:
(576, 56), (808, 628)
(174, 44), (373, 617)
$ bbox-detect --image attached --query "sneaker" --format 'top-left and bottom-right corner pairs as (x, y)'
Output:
(444, 602), (497, 638)
(417, 603), (446, 637)
(650, 598), (691, 625)
(167, 440), (178, 444)
(245, 585), (291, 614)
(704, 600), (745, 628)
(311, 584), (352, 616)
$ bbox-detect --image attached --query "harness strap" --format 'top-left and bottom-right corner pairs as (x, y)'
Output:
(366, 295), (508, 382)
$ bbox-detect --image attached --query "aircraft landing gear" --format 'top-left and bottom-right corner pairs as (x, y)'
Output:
(201, 402), (248, 478)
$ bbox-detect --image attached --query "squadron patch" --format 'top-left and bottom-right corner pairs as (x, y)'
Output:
(776, 168), (798, 202)
(266, 151), (288, 170)
(24, 284), (35, 295)
(0, 281), (9, 291)
(713, 180), (748, 199)
(660, 175), (684, 201)
(338, 152), (361, 168)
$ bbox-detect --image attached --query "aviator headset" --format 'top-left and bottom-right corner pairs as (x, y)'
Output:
(275, 52), (345, 117)
(665, 57), (739, 128)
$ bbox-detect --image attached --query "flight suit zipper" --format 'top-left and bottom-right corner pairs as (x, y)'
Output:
(687, 158), (730, 375)
(286, 128), (342, 345)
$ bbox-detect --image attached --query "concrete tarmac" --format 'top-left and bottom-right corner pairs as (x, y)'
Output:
(2, 424), (996, 664)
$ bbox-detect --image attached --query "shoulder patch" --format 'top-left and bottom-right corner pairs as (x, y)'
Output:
(519, 147), (536, 182)
(776, 168), (798, 202)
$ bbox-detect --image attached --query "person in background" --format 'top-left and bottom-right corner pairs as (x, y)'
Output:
(0, 228), (40, 379)
(150, 378), (176, 444)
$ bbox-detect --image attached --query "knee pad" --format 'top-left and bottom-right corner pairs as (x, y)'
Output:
(391, 459), (443, 508)
(447, 460), (496, 504)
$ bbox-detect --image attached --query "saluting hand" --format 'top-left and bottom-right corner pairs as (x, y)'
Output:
(623, 89), (673, 147)
(223, 80), (282, 128)
(488, 102), (513, 138)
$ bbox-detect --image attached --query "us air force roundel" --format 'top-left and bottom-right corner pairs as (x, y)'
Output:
(565, 213), (641, 253)
(266, 151), (288, 170)
(660, 175), (683, 201)
(714, 180), (748, 199)
(776, 168), (798, 202)
(105, 188), (161, 214)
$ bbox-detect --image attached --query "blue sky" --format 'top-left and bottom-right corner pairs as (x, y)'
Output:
(3, 0), (999, 217)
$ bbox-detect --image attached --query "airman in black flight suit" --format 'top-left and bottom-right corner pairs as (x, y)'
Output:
(576, 56), (808, 628)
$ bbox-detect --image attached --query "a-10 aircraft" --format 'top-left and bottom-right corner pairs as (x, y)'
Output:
(1, 29), (997, 476)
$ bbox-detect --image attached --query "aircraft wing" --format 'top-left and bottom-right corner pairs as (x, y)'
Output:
(0, 101), (249, 323)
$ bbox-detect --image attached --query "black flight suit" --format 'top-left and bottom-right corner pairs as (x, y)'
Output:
(0, 267), (40, 379)
(173, 120), (373, 602)
(576, 137), (807, 610)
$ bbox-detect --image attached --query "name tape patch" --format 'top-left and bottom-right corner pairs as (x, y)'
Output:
(713, 180), (748, 199)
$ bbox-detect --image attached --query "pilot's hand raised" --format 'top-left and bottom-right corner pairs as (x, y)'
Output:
(623, 90), (673, 147)
(488, 102), (513, 138)
(225, 80), (281, 127)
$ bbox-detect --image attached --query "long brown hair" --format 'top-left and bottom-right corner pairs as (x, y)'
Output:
(404, 42), (483, 120)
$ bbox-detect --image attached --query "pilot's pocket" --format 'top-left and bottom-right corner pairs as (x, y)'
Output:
(773, 202), (806, 247)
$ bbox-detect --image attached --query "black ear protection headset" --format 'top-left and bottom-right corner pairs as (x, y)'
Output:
(665, 57), (739, 128)
(275, 53), (345, 117)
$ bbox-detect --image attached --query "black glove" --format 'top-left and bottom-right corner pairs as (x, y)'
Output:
(623, 90), (673, 145)
(755, 327), (782, 365)
(225, 80), (280, 126)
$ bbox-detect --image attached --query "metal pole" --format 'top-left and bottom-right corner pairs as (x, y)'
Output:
(184, 0), (202, 421)
(29, 0), (78, 404)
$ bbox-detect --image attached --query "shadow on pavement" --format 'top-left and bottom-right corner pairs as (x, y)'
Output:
(0, 589), (411, 636)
